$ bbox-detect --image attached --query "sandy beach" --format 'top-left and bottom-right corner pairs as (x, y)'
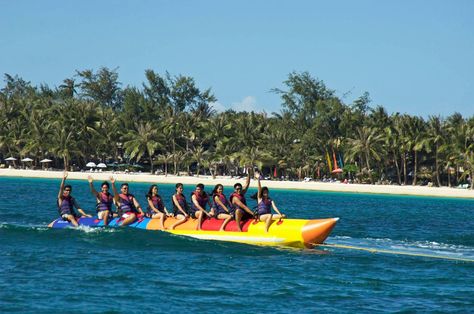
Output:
(1, 168), (473, 199)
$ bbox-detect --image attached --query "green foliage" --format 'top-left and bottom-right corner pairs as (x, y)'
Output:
(0, 70), (472, 187)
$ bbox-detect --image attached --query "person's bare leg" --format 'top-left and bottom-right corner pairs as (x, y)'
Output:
(196, 211), (204, 230)
(170, 215), (187, 230)
(103, 210), (110, 226)
(219, 215), (232, 231)
(121, 213), (137, 226)
(68, 214), (79, 227)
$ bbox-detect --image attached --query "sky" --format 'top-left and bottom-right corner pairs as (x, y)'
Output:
(1, 0), (473, 117)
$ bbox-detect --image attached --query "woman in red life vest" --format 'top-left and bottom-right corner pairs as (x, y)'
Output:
(111, 177), (144, 227)
(170, 183), (189, 230)
(57, 171), (91, 227)
(230, 171), (254, 231)
(212, 184), (233, 232)
(146, 184), (171, 229)
(253, 171), (286, 232)
(190, 183), (213, 230)
(88, 175), (114, 226)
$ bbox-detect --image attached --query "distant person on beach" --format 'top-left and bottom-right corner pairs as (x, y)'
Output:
(146, 184), (171, 229)
(88, 176), (114, 225)
(252, 171), (286, 232)
(57, 171), (91, 227)
(171, 183), (189, 230)
(190, 183), (213, 230)
(230, 171), (254, 232)
(111, 178), (144, 226)
(212, 184), (233, 231)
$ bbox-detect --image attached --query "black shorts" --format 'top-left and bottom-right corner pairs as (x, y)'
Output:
(232, 208), (253, 220)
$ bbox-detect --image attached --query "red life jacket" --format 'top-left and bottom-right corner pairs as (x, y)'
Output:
(148, 195), (164, 213)
(230, 192), (247, 208)
(191, 191), (209, 211)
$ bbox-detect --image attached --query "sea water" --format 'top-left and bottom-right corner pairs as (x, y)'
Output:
(0, 177), (473, 313)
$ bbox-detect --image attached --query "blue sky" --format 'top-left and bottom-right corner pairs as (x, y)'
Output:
(1, 0), (473, 117)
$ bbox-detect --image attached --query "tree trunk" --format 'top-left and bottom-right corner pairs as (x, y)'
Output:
(149, 155), (154, 174)
(394, 152), (401, 185)
(402, 152), (407, 185)
(413, 150), (418, 186)
(435, 145), (441, 187)
(172, 139), (177, 175)
(447, 166), (451, 187)
(365, 150), (373, 184)
(63, 156), (68, 171)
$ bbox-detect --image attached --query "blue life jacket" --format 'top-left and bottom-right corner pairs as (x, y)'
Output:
(213, 193), (230, 215)
(96, 192), (113, 212)
(172, 193), (188, 215)
(257, 198), (272, 216)
(118, 193), (137, 213)
(58, 195), (75, 216)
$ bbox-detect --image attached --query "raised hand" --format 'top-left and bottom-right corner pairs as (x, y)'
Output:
(87, 175), (93, 183)
(110, 176), (115, 184)
(63, 171), (68, 179)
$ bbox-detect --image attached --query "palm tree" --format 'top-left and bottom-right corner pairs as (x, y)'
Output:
(156, 152), (173, 176)
(407, 116), (427, 185)
(189, 146), (209, 176)
(123, 122), (163, 174)
(346, 126), (385, 184)
(426, 116), (447, 186)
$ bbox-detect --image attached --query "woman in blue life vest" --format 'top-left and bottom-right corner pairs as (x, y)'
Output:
(88, 175), (114, 226)
(57, 171), (91, 227)
(252, 171), (286, 232)
(212, 184), (233, 232)
(146, 184), (171, 229)
(111, 178), (144, 227)
(190, 183), (213, 230)
(230, 171), (255, 232)
(170, 183), (189, 230)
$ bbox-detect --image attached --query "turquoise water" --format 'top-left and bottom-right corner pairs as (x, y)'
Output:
(0, 177), (473, 313)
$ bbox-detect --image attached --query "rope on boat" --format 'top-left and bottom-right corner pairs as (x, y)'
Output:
(315, 243), (474, 263)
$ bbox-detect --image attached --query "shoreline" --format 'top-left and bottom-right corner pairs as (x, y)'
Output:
(1, 168), (474, 199)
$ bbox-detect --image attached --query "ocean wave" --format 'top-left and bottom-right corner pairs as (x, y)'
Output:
(327, 235), (474, 260)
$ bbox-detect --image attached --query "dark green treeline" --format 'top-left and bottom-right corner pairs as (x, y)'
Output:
(1, 68), (473, 188)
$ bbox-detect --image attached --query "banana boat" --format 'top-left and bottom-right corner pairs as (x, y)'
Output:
(48, 216), (339, 248)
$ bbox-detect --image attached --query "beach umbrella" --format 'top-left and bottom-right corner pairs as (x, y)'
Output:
(39, 158), (52, 163)
(86, 162), (97, 168)
(21, 157), (33, 162)
(5, 157), (17, 161)
(97, 163), (107, 168)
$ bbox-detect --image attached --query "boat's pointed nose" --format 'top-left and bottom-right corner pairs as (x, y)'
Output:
(302, 218), (339, 247)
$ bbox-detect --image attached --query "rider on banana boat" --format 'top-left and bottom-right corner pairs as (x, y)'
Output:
(57, 171), (91, 227)
(170, 183), (189, 230)
(229, 171), (255, 232)
(146, 184), (171, 229)
(252, 172), (286, 232)
(88, 175), (114, 226)
(212, 184), (233, 232)
(190, 183), (213, 230)
(111, 178), (144, 227)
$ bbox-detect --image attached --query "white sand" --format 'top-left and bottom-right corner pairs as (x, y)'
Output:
(1, 168), (473, 199)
